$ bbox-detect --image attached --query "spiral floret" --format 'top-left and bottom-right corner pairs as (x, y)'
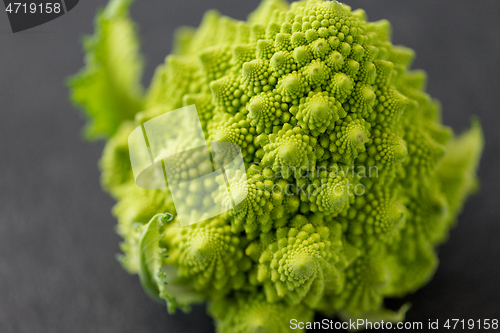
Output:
(257, 224), (341, 308)
(261, 126), (317, 179)
(296, 91), (346, 134)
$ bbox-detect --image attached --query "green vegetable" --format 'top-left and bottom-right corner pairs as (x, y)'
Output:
(70, 0), (484, 331)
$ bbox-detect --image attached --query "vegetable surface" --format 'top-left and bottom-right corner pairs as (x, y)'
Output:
(70, 0), (484, 331)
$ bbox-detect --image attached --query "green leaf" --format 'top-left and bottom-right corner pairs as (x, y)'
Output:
(69, 0), (144, 140)
(138, 213), (169, 302)
(138, 213), (205, 312)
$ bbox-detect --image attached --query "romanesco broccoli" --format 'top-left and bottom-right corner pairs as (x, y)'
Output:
(70, 0), (484, 331)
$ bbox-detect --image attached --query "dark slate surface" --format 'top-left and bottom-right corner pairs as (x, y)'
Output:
(0, 1), (498, 332)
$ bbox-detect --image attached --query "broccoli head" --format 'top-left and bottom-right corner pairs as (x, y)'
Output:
(70, 0), (483, 331)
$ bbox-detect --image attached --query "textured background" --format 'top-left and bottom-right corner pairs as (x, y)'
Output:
(0, 1), (499, 332)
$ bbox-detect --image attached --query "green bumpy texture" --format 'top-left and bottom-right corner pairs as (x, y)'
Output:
(70, 0), (484, 331)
